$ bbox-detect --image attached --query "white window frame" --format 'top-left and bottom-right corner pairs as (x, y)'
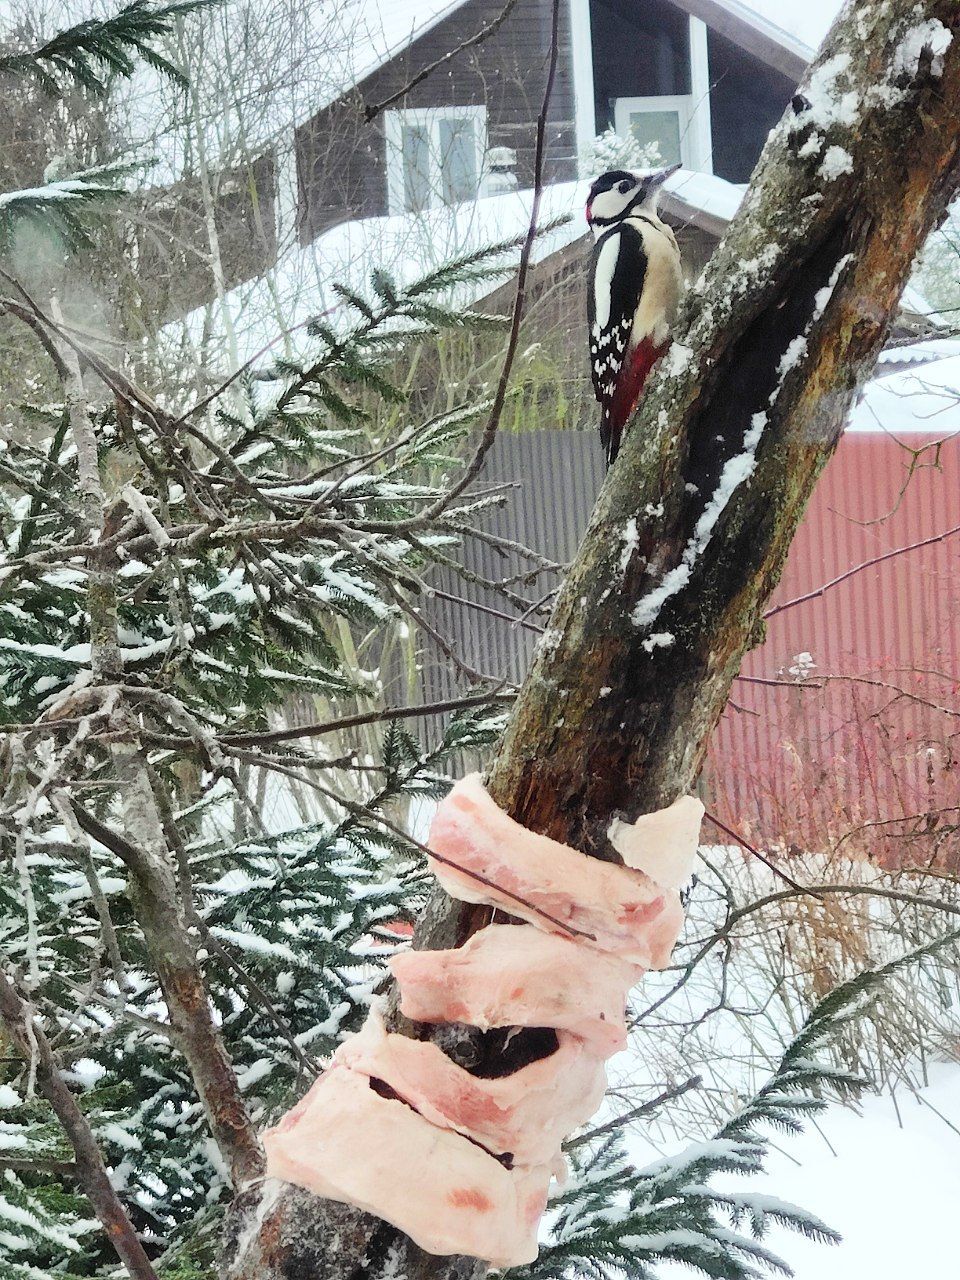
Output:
(384, 106), (488, 214)
(614, 94), (696, 168)
(568, 0), (597, 177)
(687, 15), (714, 175)
(611, 15), (714, 175)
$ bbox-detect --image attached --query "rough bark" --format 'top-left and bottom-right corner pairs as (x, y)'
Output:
(222, 2), (960, 1276)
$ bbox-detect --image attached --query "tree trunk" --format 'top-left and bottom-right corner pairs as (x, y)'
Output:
(222, 2), (960, 1276)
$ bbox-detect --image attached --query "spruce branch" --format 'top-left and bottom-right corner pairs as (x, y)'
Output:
(0, 966), (159, 1280)
(0, 162), (140, 251)
(0, 0), (220, 97)
(527, 925), (960, 1280)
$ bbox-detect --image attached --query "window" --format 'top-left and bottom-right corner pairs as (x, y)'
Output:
(385, 107), (487, 213)
(609, 15), (714, 175)
(614, 95), (693, 169)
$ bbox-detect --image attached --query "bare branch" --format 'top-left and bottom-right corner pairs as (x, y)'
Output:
(220, 691), (515, 747)
(764, 522), (960, 620)
(566, 1075), (703, 1149)
(0, 968), (159, 1280)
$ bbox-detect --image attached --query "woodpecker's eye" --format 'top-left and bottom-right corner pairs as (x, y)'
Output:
(618, 180), (632, 194)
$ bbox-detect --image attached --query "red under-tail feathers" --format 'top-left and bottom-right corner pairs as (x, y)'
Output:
(601, 336), (670, 466)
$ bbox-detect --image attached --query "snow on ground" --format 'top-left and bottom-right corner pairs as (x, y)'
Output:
(598, 844), (960, 1278)
(747, 1065), (960, 1280)
(619, 1062), (960, 1279)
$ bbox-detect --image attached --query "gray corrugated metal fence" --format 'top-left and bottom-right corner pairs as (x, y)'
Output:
(416, 429), (604, 735)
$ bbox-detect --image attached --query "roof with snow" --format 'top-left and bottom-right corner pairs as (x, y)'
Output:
(171, 180), (587, 366)
(174, 169), (750, 366)
(689, 0), (842, 63)
(848, 345), (960, 434)
(178, 165), (945, 373)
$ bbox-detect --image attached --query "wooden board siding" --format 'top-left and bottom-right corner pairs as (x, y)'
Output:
(295, 0), (577, 245)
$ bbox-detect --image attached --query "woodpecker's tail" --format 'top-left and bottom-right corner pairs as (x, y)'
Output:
(599, 337), (671, 468)
(598, 408), (622, 468)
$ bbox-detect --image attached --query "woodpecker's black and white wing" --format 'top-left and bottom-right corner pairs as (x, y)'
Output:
(586, 223), (647, 457)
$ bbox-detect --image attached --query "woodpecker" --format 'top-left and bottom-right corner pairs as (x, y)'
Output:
(586, 165), (683, 465)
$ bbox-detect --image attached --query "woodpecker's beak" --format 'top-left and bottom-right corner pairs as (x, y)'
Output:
(643, 161), (682, 190)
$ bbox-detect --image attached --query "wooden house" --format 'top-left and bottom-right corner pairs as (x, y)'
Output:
(293, 0), (815, 242)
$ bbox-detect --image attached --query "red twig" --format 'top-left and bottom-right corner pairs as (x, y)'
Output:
(764, 522), (960, 620)
(702, 808), (804, 892)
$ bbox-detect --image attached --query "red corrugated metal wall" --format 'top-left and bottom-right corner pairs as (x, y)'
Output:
(706, 433), (960, 866)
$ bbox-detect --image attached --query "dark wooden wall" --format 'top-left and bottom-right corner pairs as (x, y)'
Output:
(590, 0), (692, 127)
(295, 0), (577, 246)
(706, 27), (796, 184)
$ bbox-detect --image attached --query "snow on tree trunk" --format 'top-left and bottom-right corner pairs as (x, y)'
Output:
(222, 2), (960, 1276)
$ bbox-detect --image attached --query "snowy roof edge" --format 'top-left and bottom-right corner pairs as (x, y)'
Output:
(689, 0), (818, 64)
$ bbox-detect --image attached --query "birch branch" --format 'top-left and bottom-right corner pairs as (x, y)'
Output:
(42, 300), (264, 1191)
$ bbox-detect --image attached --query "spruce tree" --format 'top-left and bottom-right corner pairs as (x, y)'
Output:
(0, 4), (510, 1271)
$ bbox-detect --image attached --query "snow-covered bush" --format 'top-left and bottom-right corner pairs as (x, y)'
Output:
(582, 128), (662, 176)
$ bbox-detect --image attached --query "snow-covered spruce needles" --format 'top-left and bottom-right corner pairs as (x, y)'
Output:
(524, 925), (960, 1280)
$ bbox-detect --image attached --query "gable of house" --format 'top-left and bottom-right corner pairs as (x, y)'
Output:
(121, 0), (840, 326)
(293, 0), (830, 247)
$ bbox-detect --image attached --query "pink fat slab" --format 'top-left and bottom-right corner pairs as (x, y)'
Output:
(336, 1005), (607, 1165)
(390, 922), (640, 1055)
(263, 1063), (553, 1267)
(426, 775), (685, 967)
